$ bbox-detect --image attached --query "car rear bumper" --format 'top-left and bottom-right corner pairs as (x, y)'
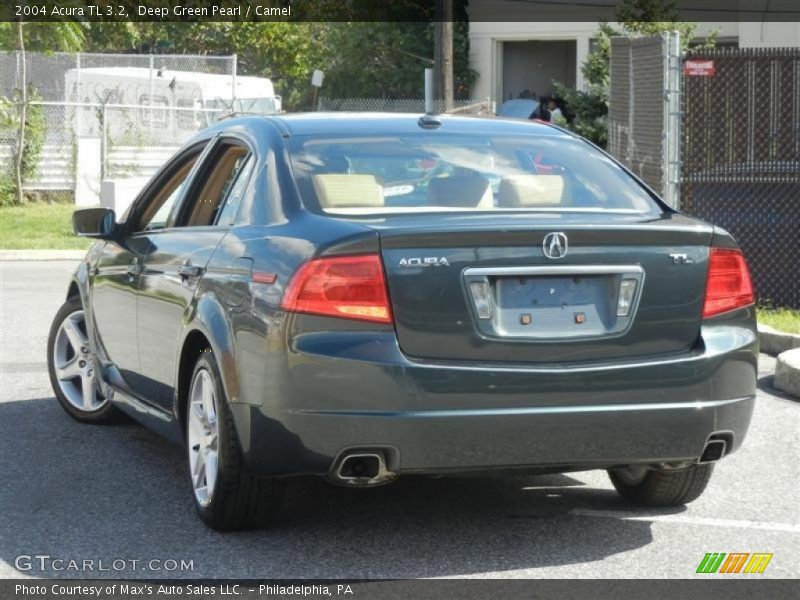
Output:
(230, 316), (758, 477)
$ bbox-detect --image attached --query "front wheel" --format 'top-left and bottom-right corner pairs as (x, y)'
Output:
(186, 350), (283, 530)
(47, 298), (120, 424)
(608, 463), (715, 506)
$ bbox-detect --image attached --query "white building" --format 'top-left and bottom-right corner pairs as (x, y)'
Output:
(468, 1), (800, 104)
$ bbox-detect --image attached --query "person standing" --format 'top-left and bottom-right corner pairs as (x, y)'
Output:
(546, 98), (563, 123)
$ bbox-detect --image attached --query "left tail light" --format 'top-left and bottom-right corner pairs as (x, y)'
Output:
(280, 254), (393, 324)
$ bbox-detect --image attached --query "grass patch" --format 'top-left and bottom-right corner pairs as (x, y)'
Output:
(0, 203), (92, 250)
(757, 307), (800, 334)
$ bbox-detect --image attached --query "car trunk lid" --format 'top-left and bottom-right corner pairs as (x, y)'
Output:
(370, 212), (713, 363)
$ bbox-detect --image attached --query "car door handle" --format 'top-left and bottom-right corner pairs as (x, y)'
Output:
(178, 264), (205, 278)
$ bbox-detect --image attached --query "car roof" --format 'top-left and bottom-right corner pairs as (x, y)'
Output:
(259, 112), (568, 138)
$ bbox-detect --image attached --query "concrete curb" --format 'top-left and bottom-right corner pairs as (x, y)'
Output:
(0, 250), (86, 261)
(775, 348), (800, 399)
(758, 324), (800, 356)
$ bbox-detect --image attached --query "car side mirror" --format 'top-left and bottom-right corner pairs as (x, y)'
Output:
(73, 207), (117, 239)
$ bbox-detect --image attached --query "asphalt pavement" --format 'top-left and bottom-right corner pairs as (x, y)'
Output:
(1, 260), (798, 579)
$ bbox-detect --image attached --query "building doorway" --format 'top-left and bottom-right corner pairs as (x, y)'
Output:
(502, 40), (576, 101)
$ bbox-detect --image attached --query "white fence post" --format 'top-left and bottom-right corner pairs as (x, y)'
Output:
(148, 54), (154, 130)
(101, 103), (107, 182)
(232, 53), (238, 105)
(662, 31), (682, 210)
(424, 68), (434, 113)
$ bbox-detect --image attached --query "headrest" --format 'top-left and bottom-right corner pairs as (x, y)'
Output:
(312, 174), (384, 209)
(427, 175), (493, 208)
(497, 175), (565, 207)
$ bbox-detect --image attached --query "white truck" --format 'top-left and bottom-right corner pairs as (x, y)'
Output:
(64, 67), (281, 141)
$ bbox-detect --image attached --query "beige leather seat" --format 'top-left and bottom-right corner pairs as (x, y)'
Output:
(427, 174), (493, 208)
(497, 174), (565, 207)
(312, 174), (384, 209)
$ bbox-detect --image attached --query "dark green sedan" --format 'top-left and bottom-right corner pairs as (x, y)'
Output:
(48, 113), (757, 530)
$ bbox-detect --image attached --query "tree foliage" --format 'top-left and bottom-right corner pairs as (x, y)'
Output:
(2, 15), (473, 111)
(82, 20), (475, 110)
(0, 21), (86, 52)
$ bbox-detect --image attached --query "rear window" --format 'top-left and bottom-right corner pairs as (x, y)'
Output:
(287, 133), (660, 216)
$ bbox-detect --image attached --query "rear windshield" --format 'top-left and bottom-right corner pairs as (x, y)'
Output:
(287, 133), (660, 216)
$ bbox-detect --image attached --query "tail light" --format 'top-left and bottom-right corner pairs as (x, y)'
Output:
(702, 248), (754, 318)
(280, 254), (393, 324)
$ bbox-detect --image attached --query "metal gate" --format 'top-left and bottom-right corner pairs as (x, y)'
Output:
(681, 47), (800, 308)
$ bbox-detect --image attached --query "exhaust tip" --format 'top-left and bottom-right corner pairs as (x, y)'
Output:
(338, 454), (381, 479)
(332, 451), (396, 487)
(699, 439), (727, 463)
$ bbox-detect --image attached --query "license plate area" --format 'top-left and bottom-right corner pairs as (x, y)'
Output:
(463, 265), (644, 340)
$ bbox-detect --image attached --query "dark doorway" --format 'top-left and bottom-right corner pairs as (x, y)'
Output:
(502, 40), (576, 101)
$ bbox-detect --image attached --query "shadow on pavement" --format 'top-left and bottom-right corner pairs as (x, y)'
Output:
(0, 397), (683, 579)
(757, 374), (799, 403)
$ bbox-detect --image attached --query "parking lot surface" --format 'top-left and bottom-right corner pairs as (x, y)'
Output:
(1, 261), (798, 579)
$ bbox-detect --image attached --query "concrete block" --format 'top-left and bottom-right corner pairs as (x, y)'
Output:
(774, 348), (800, 399)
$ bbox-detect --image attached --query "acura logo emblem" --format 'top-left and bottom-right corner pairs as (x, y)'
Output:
(542, 232), (568, 259)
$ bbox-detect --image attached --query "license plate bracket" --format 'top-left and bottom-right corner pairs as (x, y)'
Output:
(463, 265), (644, 340)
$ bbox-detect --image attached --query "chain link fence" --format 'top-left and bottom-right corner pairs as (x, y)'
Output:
(609, 39), (798, 307)
(608, 33), (681, 206)
(318, 97), (495, 115)
(1, 52), (236, 103)
(0, 52), (237, 194)
(0, 101), (226, 192)
(682, 47), (800, 308)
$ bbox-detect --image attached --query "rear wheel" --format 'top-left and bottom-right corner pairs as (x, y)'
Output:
(186, 350), (283, 530)
(608, 464), (715, 506)
(47, 298), (120, 424)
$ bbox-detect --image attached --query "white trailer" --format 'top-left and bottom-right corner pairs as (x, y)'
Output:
(64, 67), (281, 141)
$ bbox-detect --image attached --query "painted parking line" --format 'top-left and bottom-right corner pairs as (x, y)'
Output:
(570, 509), (800, 533)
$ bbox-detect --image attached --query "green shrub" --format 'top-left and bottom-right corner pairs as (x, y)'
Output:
(0, 88), (47, 202)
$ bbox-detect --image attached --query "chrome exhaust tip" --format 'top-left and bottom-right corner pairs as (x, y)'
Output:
(331, 451), (396, 487)
(699, 439), (727, 463)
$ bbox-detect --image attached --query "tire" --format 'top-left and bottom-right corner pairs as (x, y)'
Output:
(47, 297), (121, 424)
(186, 349), (283, 531)
(608, 463), (715, 507)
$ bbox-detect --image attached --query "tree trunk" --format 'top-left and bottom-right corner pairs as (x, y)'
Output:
(433, 0), (454, 112)
(14, 21), (26, 205)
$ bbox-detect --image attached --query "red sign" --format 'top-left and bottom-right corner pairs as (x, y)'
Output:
(684, 60), (716, 77)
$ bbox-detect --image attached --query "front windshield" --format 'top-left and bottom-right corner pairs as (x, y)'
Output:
(287, 132), (660, 216)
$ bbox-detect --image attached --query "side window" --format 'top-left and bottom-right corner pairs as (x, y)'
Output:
(183, 142), (251, 227)
(136, 151), (202, 232)
(216, 156), (255, 226)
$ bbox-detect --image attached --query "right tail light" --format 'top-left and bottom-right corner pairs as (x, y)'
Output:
(702, 248), (755, 318)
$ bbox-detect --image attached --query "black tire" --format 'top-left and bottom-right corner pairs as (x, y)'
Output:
(47, 297), (122, 424)
(608, 463), (715, 507)
(187, 350), (283, 531)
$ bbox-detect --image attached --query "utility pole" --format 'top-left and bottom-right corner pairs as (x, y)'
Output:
(433, 0), (453, 112)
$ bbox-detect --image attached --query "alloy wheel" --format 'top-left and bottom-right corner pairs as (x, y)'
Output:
(187, 369), (219, 507)
(53, 310), (106, 412)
